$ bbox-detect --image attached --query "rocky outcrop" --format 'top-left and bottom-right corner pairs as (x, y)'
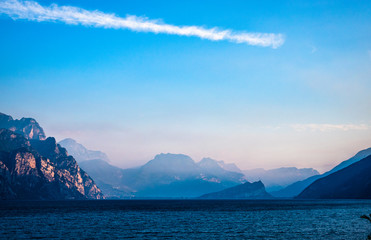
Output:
(0, 128), (104, 200)
(199, 181), (272, 199)
(0, 112), (46, 140)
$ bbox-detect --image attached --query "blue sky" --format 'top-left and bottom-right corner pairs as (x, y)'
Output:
(1, 0), (371, 171)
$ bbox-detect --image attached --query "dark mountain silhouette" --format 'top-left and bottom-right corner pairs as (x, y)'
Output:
(297, 155), (371, 199)
(199, 181), (272, 199)
(59, 138), (109, 162)
(0, 113), (103, 200)
(271, 147), (371, 198)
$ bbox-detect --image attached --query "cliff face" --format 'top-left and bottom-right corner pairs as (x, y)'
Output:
(0, 113), (46, 140)
(0, 128), (104, 200)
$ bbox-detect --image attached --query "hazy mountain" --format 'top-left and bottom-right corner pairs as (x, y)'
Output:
(58, 138), (109, 162)
(199, 181), (272, 199)
(0, 128), (103, 200)
(121, 153), (246, 198)
(208, 158), (242, 173)
(272, 147), (371, 198)
(0, 112), (46, 140)
(80, 153), (246, 198)
(297, 155), (371, 199)
(243, 167), (319, 192)
(197, 158), (245, 182)
(79, 159), (133, 198)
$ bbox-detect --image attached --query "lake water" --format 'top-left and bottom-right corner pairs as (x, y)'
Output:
(1, 200), (371, 239)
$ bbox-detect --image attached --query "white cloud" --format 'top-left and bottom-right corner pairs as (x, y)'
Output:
(0, 0), (285, 48)
(291, 123), (371, 132)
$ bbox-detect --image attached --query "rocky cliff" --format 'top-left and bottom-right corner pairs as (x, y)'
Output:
(0, 114), (104, 200)
(0, 112), (46, 140)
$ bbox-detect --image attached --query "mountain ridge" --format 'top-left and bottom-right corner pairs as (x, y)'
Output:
(297, 154), (371, 199)
(272, 147), (371, 198)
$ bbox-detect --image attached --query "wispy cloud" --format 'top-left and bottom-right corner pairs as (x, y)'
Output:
(0, 0), (285, 48)
(291, 123), (371, 132)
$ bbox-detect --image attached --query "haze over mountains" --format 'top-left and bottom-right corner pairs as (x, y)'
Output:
(79, 153), (248, 198)
(1, 112), (371, 200)
(58, 138), (109, 163)
(58, 137), (321, 198)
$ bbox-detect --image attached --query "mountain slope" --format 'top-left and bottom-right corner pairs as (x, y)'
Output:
(272, 147), (371, 198)
(199, 181), (272, 199)
(297, 155), (371, 199)
(58, 138), (109, 162)
(243, 167), (319, 192)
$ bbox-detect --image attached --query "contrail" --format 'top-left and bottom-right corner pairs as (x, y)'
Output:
(0, 0), (285, 48)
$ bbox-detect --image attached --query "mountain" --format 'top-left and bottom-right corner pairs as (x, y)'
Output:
(121, 154), (246, 198)
(272, 147), (371, 198)
(58, 138), (109, 162)
(297, 155), (371, 199)
(197, 158), (245, 182)
(0, 113), (103, 200)
(0, 112), (46, 140)
(79, 159), (133, 198)
(206, 158), (243, 173)
(199, 181), (272, 199)
(80, 153), (246, 198)
(243, 167), (319, 192)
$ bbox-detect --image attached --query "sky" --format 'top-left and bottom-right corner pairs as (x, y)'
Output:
(1, 0), (371, 172)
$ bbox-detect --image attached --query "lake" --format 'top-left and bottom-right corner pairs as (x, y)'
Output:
(0, 200), (371, 239)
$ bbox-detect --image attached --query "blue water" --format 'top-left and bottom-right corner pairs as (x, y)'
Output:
(1, 200), (371, 239)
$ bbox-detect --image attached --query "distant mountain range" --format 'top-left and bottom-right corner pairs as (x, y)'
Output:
(64, 139), (320, 199)
(59, 138), (109, 162)
(243, 167), (319, 192)
(297, 155), (371, 199)
(80, 153), (248, 198)
(0, 113), (103, 200)
(271, 147), (371, 198)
